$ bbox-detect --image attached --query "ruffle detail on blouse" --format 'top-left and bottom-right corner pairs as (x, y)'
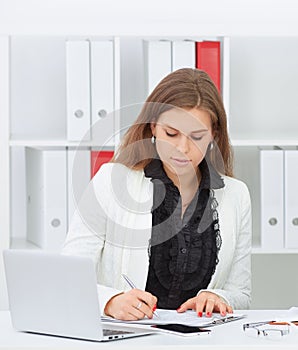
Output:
(149, 187), (221, 291)
(144, 157), (224, 309)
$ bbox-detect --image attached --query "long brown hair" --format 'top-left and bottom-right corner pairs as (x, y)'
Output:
(112, 68), (233, 177)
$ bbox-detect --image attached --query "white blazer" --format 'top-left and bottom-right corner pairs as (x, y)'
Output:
(62, 163), (252, 312)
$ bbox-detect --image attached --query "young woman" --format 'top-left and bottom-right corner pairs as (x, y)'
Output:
(62, 68), (251, 321)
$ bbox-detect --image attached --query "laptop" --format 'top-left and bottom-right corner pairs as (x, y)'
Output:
(3, 249), (154, 342)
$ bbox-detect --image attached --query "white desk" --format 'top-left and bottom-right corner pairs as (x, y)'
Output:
(0, 310), (298, 350)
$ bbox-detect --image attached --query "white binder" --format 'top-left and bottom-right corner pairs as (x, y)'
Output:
(66, 40), (91, 141)
(144, 40), (172, 95)
(222, 37), (230, 129)
(26, 148), (67, 251)
(67, 149), (91, 227)
(90, 40), (115, 146)
(260, 149), (284, 250)
(284, 150), (298, 248)
(172, 40), (195, 71)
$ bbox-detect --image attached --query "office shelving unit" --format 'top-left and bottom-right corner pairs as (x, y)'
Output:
(1, 35), (298, 310)
(229, 37), (298, 309)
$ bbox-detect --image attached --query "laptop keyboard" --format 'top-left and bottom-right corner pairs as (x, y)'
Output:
(103, 328), (134, 336)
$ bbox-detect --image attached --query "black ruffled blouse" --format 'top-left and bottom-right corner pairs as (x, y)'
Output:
(144, 158), (224, 309)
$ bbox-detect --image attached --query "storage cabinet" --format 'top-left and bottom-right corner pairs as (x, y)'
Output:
(5, 35), (228, 249)
(1, 35), (298, 310)
(230, 37), (298, 309)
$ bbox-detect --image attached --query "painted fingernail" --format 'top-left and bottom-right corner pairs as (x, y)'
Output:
(206, 312), (211, 317)
(176, 307), (181, 312)
(152, 304), (157, 312)
(198, 312), (203, 317)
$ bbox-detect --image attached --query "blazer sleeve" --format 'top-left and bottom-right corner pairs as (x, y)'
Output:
(61, 164), (123, 314)
(199, 182), (252, 309)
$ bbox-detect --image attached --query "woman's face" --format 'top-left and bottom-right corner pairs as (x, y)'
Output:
(151, 107), (213, 180)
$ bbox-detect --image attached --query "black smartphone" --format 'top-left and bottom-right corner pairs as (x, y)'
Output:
(151, 324), (211, 336)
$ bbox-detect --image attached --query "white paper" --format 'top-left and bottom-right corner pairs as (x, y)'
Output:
(275, 307), (298, 323)
(102, 309), (245, 327)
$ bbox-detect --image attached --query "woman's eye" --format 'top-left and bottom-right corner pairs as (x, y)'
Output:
(165, 131), (178, 137)
(192, 135), (203, 141)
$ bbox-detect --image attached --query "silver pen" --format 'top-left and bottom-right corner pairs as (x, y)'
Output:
(121, 274), (159, 318)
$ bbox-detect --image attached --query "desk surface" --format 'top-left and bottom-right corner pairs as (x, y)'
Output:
(1, 310), (298, 350)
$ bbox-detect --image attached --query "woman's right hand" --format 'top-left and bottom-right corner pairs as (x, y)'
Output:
(104, 289), (158, 321)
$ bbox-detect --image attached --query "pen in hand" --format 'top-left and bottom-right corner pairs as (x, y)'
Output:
(121, 274), (159, 318)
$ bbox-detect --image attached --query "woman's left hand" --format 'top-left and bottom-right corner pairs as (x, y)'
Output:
(176, 291), (233, 317)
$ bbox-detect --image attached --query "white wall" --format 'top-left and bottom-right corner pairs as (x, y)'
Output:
(1, 0), (298, 36)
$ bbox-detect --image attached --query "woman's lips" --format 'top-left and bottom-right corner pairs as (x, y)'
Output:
(171, 157), (191, 167)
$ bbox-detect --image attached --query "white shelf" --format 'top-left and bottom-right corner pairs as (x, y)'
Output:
(10, 237), (40, 250)
(10, 138), (298, 148)
(231, 139), (298, 147)
(252, 247), (298, 255)
(9, 139), (115, 148)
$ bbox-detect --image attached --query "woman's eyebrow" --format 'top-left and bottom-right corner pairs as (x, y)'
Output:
(191, 129), (209, 134)
(162, 123), (208, 133)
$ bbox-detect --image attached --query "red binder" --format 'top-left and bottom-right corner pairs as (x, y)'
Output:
(91, 151), (114, 178)
(196, 41), (221, 92)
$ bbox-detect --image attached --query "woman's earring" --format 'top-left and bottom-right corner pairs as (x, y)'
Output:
(209, 141), (214, 150)
(151, 136), (156, 144)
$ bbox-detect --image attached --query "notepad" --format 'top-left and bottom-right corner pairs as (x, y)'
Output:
(102, 309), (246, 327)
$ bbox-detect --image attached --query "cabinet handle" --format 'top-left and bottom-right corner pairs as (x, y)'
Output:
(51, 218), (61, 227)
(268, 218), (277, 226)
(74, 109), (84, 118)
(292, 218), (298, 226)
(98, 109), (107, 118)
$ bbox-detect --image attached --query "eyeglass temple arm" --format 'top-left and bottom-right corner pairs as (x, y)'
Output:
(243, 320), (276, 329)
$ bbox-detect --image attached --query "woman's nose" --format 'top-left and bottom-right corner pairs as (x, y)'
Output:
(176, 134), (190, 154)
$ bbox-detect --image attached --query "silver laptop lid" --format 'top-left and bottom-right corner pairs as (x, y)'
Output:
(4, 250), (104, 341)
